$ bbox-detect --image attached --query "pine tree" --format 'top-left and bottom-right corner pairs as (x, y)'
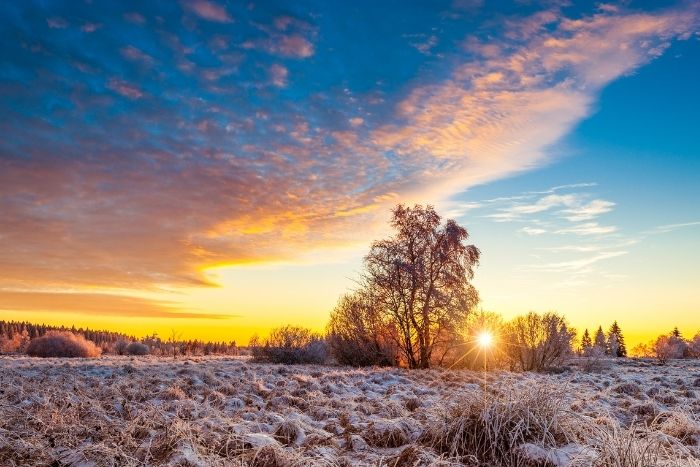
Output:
(608, 321), (627, 357)
(581, 329), (592, 352)
(594, 326), (607, 352)
(672, 327), (682, 339)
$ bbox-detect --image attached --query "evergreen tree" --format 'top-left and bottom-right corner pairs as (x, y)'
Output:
(672, 327), (682, 339)
(608, 321), (627, 357)
(581, 329), (592, 352)
(594, 326), (607, 352)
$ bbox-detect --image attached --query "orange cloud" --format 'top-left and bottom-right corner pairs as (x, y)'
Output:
(0, 290), (227, 319)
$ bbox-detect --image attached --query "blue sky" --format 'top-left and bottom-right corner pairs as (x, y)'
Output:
(0, 0), (698, 344)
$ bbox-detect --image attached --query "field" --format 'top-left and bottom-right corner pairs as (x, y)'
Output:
(1, 356), (699, 466)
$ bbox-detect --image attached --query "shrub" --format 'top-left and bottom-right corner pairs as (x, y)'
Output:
(126, 342), (149, 356)
(26, 331), (101, 358)
(687, 332), (700, 358)
(654, 335), (685, 364)
(580, 345), (612, 372)
(326, 291), (398, 367)
(251, 325), (328, 364)
(502, 311), (576, 371)
(0, 331), (29, 354)
(114, 339), (129, 355)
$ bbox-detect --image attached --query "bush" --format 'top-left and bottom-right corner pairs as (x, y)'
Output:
(126, 342), (149, 356)
(114, 339), (129, 355)
(503, 311), (575, 371)
(251, 325), (328, 364)
(26, 331), (101, 358)
(579, 345), (612, 372)
(326, 292), (398, 366)
(654, 335), (685, 364)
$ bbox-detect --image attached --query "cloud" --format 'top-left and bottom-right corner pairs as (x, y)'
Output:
(520, 226), (546, 236)
(259, 34), (315, 58)
(0, 2), (696, 301)
(519, 250), (627, 273)
(120, 46), (154, 65)
(483, 190), (614, 225)
(81, 23), (102, 33)
(561, 199), (615, 221)
(183, 0), (233, 23)
(47, 17), (68, 29)
(647, 221), (700, 234)
(556, 222), (617, 236)
(106, 78), (143, 99)
(269, 64), (288, 87)
(0, 290), (227, 319)
(372, 5), (697, 199)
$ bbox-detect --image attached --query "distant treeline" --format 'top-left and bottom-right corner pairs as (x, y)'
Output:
(0, 320), (238, 357)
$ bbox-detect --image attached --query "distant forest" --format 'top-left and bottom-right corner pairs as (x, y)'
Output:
(0, 320), (238, 357)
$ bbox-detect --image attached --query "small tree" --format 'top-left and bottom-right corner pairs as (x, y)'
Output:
(167, 330), (181, 360)
(594, 326), (607, 353)
(503, 311), (576, 372)
(607, 321), (627, 357)
(580, 329), (592, 354)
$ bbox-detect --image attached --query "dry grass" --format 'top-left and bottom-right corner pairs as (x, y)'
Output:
(0, 356), (698, 466)
(422, 384), (575, 465)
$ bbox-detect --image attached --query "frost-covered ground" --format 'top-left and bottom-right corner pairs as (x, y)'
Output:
(0, 356), (699, 466)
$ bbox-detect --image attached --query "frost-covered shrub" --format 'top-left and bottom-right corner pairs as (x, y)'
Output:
(114, 339), (129, 355)
(126, 342), (149, 356)
(251, 325), (328, 364)
(688, 333), (700, 358)
(326, 292), (397, 367)
(0, 331), (29, 354)
(502, 311), (576, 371)
(580, 345), (612, 372)
(654, 335), (685, 364)
(26, 331), (101, 358)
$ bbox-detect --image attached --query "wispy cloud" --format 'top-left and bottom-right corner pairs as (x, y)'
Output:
(555, 222), (617, 236)
(646, 221), (700, 234)
(519, 250), (627, 274)
(561, 199), (615, 222)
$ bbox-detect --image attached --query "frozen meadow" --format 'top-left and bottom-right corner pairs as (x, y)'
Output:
(0, 356), (698, 466)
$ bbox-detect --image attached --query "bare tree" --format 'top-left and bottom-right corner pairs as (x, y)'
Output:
(503, 311), (576, 371)
(361, 204), (480, 369)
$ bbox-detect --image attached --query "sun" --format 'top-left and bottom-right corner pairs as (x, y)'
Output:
(477, 331), (493, 348)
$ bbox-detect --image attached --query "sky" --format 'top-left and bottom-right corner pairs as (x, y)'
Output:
(1, 0), (698, 348)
